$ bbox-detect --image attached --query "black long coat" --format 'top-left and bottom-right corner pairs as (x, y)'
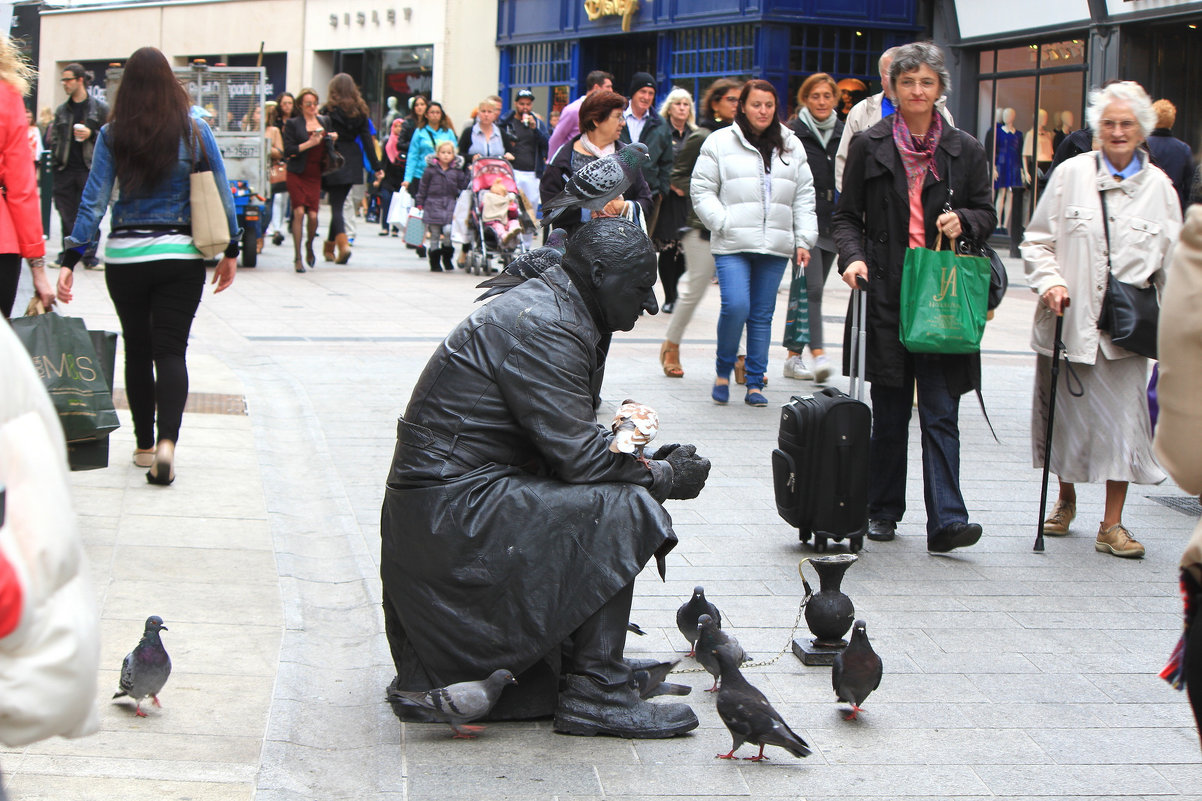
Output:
(786, 116), (844, 240)
(320, 106), (382, 187)
(380, 266), (675, 715)
(831, 118), (996, 394)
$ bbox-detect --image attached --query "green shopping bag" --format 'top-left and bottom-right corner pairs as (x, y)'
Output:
(899, 235), (990, 354)
(781, 262), (810, 352)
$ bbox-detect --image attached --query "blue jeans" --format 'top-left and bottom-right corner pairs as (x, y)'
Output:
(867, 353), (967, 536)
(713, 252), (788, 389)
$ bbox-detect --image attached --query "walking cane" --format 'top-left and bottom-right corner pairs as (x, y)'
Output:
(1034, 312), (1066, 552)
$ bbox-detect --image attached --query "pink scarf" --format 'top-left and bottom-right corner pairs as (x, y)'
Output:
(892, 112), (942, 189)
(385, 130), (400, 163)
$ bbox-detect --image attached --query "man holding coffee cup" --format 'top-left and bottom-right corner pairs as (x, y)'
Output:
(47, 63), (108, 269)
(500, 88), (549, 244)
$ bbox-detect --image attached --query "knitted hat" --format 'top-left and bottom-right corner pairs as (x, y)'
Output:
(629, 72), (656, 96)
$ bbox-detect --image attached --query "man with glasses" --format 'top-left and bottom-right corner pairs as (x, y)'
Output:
(46, 63), (107, 268)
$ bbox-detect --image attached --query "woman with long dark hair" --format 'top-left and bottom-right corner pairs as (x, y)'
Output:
(55, 46), (239, 485)
(692, 78), (817, 407)
(319, 73), (383, 264)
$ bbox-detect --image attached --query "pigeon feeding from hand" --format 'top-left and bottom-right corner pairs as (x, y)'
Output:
(713, 646), (811, 762)
(390, 669), (517, 738)
(696, 613), (749, 693)
(474, 228), (568, 302)
(677, 585), (721, 657)
(540, 142), (650, 227)
(609, 399), (659, 468)
(832, 619), (882, 720)
(113, 615), (171, 717)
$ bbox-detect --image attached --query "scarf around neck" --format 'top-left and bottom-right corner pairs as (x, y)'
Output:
(579, 133), (616, 158)
(797, 107), (836, 147)
(385, 131), (400, 163)
(892, 111), (943, 189)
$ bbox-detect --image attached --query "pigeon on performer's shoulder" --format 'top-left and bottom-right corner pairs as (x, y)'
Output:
(609, 399), (659, 467)
(474, 228), (567, 301)
(540, 143), (650, 227)
(832, 619), (882, 720)
(113, 615), (171, 717)
(676, 585), (721, 657)
(714, 646), (811, 761)
(388, 669), (517, 738)
(696, 613), (749, 692)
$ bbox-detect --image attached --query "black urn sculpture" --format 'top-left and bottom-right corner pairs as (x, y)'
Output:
(792, 554), (857, 666)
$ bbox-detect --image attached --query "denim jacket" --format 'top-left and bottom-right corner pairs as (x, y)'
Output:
(66, 118), (241, 252)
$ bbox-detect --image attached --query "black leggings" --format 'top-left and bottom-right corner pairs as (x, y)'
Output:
(104, 259), (205, 449)
(0, 253), (20, 319)
(326, 183), (352, 239)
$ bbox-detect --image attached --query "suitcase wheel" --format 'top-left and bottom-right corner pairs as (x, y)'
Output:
(849, 536), (863, 554)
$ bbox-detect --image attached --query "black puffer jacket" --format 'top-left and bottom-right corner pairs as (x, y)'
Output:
(381, 265), (675, 715)
(831, 117), (995, 394)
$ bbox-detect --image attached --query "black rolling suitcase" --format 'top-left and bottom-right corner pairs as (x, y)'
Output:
(771, 288), (871, 552)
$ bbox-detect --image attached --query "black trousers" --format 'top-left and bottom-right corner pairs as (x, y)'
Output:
(326, 183), (352, 238)
(0, 253), (20, 319)
(52, 168), (97, 260)
(104, 259), (205, 449)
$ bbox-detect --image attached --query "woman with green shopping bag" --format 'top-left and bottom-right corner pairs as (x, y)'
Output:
(831, 42), (995, 552)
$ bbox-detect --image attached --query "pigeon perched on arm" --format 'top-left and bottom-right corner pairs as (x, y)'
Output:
(474, 228), (568, 301)
(113, 615), (171, 717)
(389, 669), (517, 738)
(714, 647), (811, 761)
(696, 613), (749, 693)
(832, 619), (882, 720)
(540, 142), (650, 227)
(677, 586), (721, 657)
(609, 399), (659, 467)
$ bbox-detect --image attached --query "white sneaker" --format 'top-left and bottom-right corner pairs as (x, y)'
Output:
(783, 354), (813, 380)
(812, 354), (832, 384)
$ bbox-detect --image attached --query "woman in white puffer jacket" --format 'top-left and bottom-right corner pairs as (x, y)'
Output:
(692, 79), (817, 406)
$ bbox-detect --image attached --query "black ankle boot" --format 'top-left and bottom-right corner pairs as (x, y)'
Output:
(441, 247), (455, 270)
(428, 249), (443, 272)
(553, 675), (697, 738)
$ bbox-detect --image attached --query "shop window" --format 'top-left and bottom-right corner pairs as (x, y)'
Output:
(509, 42), (572, 87)
(789, 26), (902, 80)
(671, 24), (755, 79)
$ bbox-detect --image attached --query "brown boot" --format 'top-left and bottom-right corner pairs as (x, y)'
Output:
(335, 233), (352, 264)
(323, 239), (335, 262)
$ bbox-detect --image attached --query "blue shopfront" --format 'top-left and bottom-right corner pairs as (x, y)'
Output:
(495, 0), (924, 116)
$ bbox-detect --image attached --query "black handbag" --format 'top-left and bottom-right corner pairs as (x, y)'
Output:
(1097, 185), (1159, 359)
(957, 237), (1008, 310)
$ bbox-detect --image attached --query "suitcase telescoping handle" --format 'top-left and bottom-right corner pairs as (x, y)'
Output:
(848, 278), (868, 402)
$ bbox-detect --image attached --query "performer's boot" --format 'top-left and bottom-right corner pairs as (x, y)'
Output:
(553, 583), (697, 738)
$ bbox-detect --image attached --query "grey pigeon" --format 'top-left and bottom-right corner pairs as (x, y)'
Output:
(113, 615), (171, 717)
(628, 657), (692, 698)
(626, 621), (647, 636)
(540, 142), (650, 227)
(832, 619), (882, 720)
(696, 613), (749, 692)
(713, 646), (811, 761)
(676, 585), (721, 657)
(390, 669), (517, 738)
(474, 228), (568, 301)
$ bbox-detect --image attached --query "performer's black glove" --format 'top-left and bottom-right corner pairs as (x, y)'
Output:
(652, 443), (710, 500)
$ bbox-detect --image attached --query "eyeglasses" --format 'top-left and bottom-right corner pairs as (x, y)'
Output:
(1100, 119), (1138, 133)
(721, 95), (739, 103)
(301, 100), (318, 107)
(895, 78), (938, 91)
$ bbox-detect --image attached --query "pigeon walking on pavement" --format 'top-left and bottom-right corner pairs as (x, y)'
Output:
(713, 646), (811, 762)
(609, 399), (659, 467)
(677, 586), (721, 657)
(389, 669), (517, 738)
(696, 613), (749, 692)
(540, 143), (650, 227)
(474, 228), (568, 301)
(113, 615), (171, 717)
(832, 619), (882, 720)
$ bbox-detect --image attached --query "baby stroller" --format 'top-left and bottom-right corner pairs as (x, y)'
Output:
(463, 158), (537, 276)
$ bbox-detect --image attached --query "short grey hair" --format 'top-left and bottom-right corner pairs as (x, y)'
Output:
(657, 86), (696, 127)
(1085, 81), (1156, 140)
(888, 42), (951, 97)
(878, 46), (900, 76)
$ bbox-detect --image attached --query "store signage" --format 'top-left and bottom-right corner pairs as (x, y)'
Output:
(955, 0), (1089, 39)
(584, 0), (640, 33)
(1110, 0), (1198, 13)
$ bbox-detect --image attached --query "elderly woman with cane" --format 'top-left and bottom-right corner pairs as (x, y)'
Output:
(1021, 81), (1181, 558)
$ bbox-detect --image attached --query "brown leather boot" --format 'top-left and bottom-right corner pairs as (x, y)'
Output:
(323, 239), (335, 262)
(335, 233), (352, 264)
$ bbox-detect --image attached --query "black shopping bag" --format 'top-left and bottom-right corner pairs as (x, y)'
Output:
(10, 310), (120, 448)
(65, 329), (118, 471)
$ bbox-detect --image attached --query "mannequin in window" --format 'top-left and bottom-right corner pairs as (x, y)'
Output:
(1052, 109), (1075, 152)
(1023, 108), (1054, 202)
(992, 107), (1025, 233)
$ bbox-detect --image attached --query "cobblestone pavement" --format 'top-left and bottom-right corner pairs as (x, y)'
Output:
(3, 215), (1200, 800)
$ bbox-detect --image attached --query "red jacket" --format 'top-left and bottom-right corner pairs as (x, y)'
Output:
(0, 81), (44, 258)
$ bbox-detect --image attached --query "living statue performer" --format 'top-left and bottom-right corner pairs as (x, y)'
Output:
(380, 217), (711, 738)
